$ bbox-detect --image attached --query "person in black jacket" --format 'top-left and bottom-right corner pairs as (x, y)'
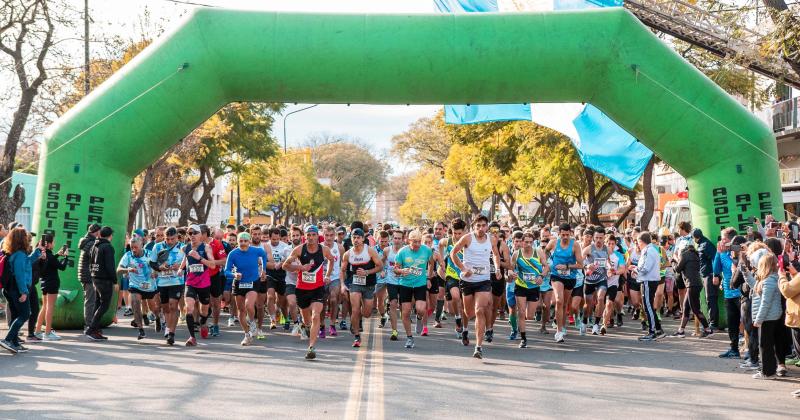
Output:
(87, 226), (116, 341)
(672, 245), (712, 337)
(79, 224), (101, 333)
(694, 228), (719, 329)
(33, 234), (69, 341)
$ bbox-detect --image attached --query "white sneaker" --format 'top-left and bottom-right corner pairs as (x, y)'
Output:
(227, 317), (236, 328)
(554, 331), (565, 343)
(291, 323), (301, 336)
(248, 320), (257, 336)
(579, 323), (587, 336)
(43, 331), (62, 341)
(241, 333), (252, 346)
(591, 324), (600, 335)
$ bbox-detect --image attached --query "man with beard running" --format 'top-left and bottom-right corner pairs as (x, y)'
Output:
(450, 215), (504, 359)
(439, 219), (467, 340)
(264, 227), (291, 331)
(283, 226), (336, 360)
(544, 223), (584, 344)
(151, 227), (186, 346)
(341, 228), (384, 347)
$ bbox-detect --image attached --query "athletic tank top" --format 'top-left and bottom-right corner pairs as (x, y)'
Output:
(490, 239), (506, 281)
(297, 244), (325, 290)
(515, 250), (543, 289)
(462, 233), (492, 283)
(328, 242), (342, 280)
(444, 238), (462, 280)
(385, 246), (400, 286)
(584, 244), (609, 284)
(346, 245), (377, 286)
(550, 239), (577, 279)
(265, 241), (289, 281)
(184, 243), (211, 288)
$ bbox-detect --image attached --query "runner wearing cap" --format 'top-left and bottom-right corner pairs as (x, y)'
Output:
(150, 227), (186, 346)
(180, 224), (216, 346)
(283, 225), (336, 360)
(544, 223), (584, 344)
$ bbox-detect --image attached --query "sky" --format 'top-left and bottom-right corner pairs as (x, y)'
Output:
(1, 0), (450, 176)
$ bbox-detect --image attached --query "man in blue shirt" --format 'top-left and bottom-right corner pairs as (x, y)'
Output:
(713, 228), (743, 358)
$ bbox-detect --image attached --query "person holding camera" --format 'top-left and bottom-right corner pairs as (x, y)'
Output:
(33, 234), (70, 341)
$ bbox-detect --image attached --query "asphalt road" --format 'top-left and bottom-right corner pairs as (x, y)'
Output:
(1, 310), (799, 419)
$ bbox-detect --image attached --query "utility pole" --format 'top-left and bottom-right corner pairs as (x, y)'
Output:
(84, 0), (90, 95)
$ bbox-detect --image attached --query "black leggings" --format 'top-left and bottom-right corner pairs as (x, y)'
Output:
(760, 319), (781, 376)
(725, 298), (741, 351)
(679, 286), (708, 330)
(28, 286), (40, 336)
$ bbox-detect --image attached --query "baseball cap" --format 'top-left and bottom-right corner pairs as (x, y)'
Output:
(305, 225), (319, 234)
(237, 232), (252, 241)
(188, 224), (201, 233)
(336, 226), (346, 234)
(88, 223), (101, 234)
(351, 228), (365, 237)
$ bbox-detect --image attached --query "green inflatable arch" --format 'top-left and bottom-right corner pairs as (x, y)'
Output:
(34, 8), (781, 328)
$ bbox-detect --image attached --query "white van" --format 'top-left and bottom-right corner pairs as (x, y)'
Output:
(661, 200), (691, 234)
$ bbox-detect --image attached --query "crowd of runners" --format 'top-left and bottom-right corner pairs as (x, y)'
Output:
(1, 215), (800, 391)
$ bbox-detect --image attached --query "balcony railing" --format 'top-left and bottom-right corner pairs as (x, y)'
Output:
(773, 97), (799, 134)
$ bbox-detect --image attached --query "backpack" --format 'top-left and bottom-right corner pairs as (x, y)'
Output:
(0, 250), (17, 293)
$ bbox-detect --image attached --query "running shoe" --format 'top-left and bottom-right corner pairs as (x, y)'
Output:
(248, 320), (257, 337)
(599, 326), (607, 336)
(256, 328), (266, 340)
(671, 330), (685, 338)
(164, 328), (170, 338)
(353, 336), (361, 348)
(455, 328), (463, 339)
(234, 317), (240, 325)
(641, 321), (648, 331)
(123, 307), (133, 317)
(241, 333), (252, 346)
(319, 328), (326, 339)
(777, 366), (788, 377)
(519, 339), (528, 349)
(155, 317), (163, 333)
(270, 322), (277, 330)
(15, 343), (29, 353)
(700, 329), (713, 338)
(421, 327), (429, 337)
(149, 312), (157, 322)
(485, 329), (494, 343)
(27, 334), (42, 342)
(591, 324), (600, 335)
(185, 337), (197, 347)
(329, 325), (337, 337)
(339, 320), (347, 330)
(554, 331), (565, 343)
(405, 337), (415, 349)
(137, 329), (146, 340)
(578, 320), (586, 336)
(300, 325), (310, 340)
(638, 333), (656, 341)
(0, 339), (18, 354)
(379, 315), (387, 328)
(473, 346), (483, 359)
(305, 346), (317, 360)
(167, 334), (175, 346)
(415, 316), (423, 335)
(752, 371), (776, 380)
(210, 324), (220, 337)
(441, 313), (448, 321)
(739, 361), (760, 370)
(284, 321), (291, 331)
(227, 317), (236, 328)
(390, 330), (399, 341)
(616, 314), (623, 327)
(461, 330), (470, 346)
(508, 331), (518, 340)
(291, 323), (301, 336)
(568, 314), (575, 325)
(200, 325), (210, 339)
(433, 321), (442, 329)
(718, 349), (740, 358)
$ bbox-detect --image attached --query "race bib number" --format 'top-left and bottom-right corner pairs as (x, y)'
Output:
(409, 267), (423, 276)
(595, 259), (607, 269)
(472, 266), (487, 275)
(353, 275), (367, 285)
(189, 264), (204, 274)
(238, 281), (253, 289)
(140, 281), (151, 290)
(273, 252), (282, 263)
(159, 269), (177, 278)
(523, 273), (535, 283)
(557, 268), (569, 276)
(301, 272), (316, 284)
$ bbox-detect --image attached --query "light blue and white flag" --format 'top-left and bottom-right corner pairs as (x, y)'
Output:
(435, 0), (532, 124)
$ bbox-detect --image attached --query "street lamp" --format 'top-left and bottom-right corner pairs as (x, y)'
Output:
(282, 104), (319, 153)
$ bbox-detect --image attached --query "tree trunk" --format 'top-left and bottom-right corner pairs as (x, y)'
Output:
(639, 157), (656, 230)
(498, 193), (519, 226)
(614, 187), (638, 228)
(0, 90), (36, 223)
(463, 183), (481, 217)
